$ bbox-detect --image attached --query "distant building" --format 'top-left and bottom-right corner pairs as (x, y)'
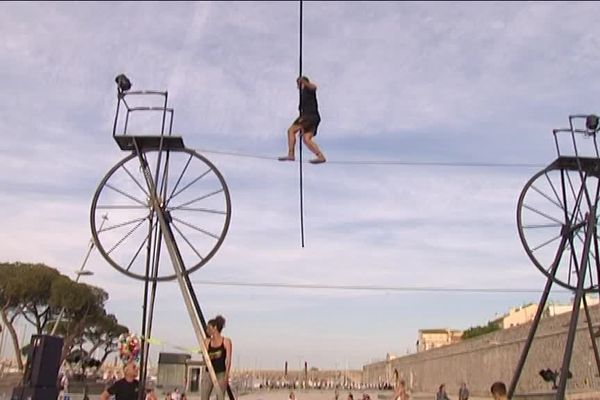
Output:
(157, 352), (204, 394)
(496, 303), (539, 329)
(416, 329), (462, 352)
(547, 296), (599, 317)
(494, 296), (600, 329)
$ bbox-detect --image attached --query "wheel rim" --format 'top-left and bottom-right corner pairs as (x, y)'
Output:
(90, 148), (231, 281)
(517, 166), (600, 292)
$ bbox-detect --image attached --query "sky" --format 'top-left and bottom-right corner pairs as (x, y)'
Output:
(1, 1), (600, 371)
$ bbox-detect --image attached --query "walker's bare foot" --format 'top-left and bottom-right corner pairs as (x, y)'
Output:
(309, 156), (326, 164)
(278, 155), (295, 161)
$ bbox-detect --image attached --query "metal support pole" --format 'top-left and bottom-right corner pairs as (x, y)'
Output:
(508, 231), (569, 399)
(134, 148), (225, 400)
(556, 210), (596, 399)
(138, 211), (154, 400)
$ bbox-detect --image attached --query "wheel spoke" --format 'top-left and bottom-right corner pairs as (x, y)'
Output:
(523, 204), (564, 225)
(171, 216), (219, 240)
(125, 232), (151, 272)
(531, 184), (564, 211)
(169, 189), (225, 211)
(167, 206), (226, 215)
(121, 164), (149, 198)
(105, 184), (147, 207)
(167, 154), (193, 205)
(171, 221), (205, 261)
(523, 223), (562, 229)
(96, 205), (149, 210)
(545, 172), (565, 210)
(169, 168), (211, 201)
(100, 217), (148, 233)
(531, 233), (563, 252)
(107, 218), (147, 255)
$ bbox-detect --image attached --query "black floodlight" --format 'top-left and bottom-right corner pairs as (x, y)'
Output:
(586, 114), (599, 132)
(539, 369), (555, 382)
(539, 369), (557, 389)
(115, 74), (132, 92)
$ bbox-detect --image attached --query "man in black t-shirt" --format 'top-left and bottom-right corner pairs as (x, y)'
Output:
(100, 362), (140, 400)
(278, 76), (326, 164)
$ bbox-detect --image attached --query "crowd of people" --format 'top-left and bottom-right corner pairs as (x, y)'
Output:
(56, 310), (511, 400)
(286, 380), (506, 400)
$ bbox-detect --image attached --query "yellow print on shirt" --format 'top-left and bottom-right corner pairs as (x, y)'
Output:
(208, 349), (223, 360)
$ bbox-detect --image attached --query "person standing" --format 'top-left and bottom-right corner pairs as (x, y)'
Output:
(458, 383), (469, 400)
(278, 76), (326, 164)
(201, 315), (233, 400)
(171, 388), (181, 400)
(394, 379), (409, 400)
(436, 384), (450, 400)
(145, 388), (158, 400)
(100, 362), (139, 400)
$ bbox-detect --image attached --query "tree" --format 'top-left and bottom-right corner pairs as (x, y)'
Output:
(49, 277), (110, 363)
(17, 263), (62, 335)
(0, 264), (20, 369)
(1, 261), (129, 369)
(0, 262), (30, 370)
(83, 313), (128, 365)
(0, 262), (67, 370)
(461, 320), (501, 340)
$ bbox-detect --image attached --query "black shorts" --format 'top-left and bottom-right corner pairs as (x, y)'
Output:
(294, 114), (321, 136)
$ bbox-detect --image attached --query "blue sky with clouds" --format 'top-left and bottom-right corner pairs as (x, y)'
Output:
(2, 1), (599, 370)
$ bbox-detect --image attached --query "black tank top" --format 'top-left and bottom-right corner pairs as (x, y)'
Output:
(300, 87), (319, 116)
(207, 339), (227, 373)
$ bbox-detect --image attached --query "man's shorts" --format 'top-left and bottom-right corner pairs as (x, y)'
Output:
(293, 114), (321, 136)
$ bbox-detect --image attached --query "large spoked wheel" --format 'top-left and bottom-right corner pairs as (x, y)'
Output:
(91, 148), (231, 281)
(517, 166), (600, 292)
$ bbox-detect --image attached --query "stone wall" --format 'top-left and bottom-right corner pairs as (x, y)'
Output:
(362, 304), (600, 397)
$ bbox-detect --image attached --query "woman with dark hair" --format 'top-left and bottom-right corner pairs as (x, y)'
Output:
(201, 315), (232, 400)
(436, 384), (450, 400)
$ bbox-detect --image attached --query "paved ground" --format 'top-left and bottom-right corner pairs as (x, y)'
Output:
(1, 382), (598, 400)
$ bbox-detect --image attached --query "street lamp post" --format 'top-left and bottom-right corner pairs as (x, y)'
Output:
(50, 215), (107, 336)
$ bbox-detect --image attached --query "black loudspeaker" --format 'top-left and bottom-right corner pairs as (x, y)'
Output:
(11, 386), (58, 400)
(22, 335), (64, 388)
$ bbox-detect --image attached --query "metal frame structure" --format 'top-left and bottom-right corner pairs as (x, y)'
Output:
(511, 115), (600, 399)
(91, 76), (234, 400)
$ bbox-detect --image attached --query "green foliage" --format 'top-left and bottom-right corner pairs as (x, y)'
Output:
(461, 320), (501, 340)
(0, 262), (62, 334)
(0, 261), (129, 369)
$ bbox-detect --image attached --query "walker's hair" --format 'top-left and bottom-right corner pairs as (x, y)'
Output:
(208, 315), (226, 332)
(490, 382), (507, 397)
(298, 76), (310, 83)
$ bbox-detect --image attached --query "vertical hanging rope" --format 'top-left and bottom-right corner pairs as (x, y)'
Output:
(299, 0), (305, 248)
